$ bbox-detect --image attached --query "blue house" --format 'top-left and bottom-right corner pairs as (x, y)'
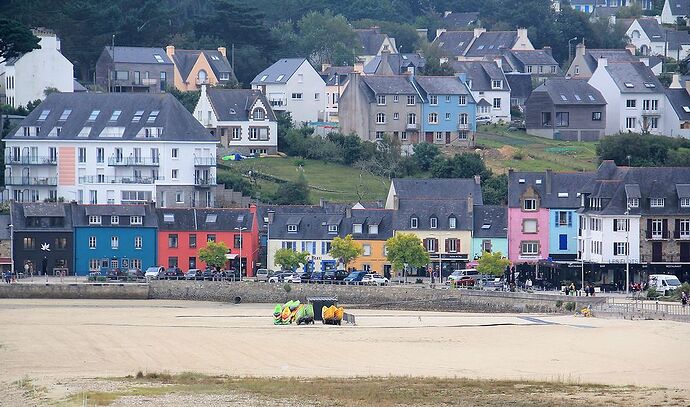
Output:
(72, 204), (158, 275)
(471, 205), (508, 260)
(414, 75), (476, 147)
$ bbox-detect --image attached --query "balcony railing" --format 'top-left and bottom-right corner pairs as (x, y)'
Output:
(78, 175), (164, 184)
(194, 156), (216, 166)
(5, 176), (57, 186)
(269, 99), (287, 107)
(458, 123), (469, 130)
(406, 122), (418, 130)
(194, 177), (215, 187)
(5, 155), (57, 165)
(108, 156), (160, 166)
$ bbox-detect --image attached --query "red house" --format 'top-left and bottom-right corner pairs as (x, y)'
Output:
(156, 206), (259, 276)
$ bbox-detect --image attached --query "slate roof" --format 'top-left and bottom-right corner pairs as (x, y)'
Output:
(636, 18), (665, 41)
(465, 31), (518, 57)
(156, 208), (197, 231)
(665, 88), (690, 121)
(532, 78), (606, 105)
(414, 76), (472, 98)
(72, 204), (157, 227)
(355, 28), (393, 56)
(507, 50), (558, 67)
(104, 46), (172, 65)
(665, 29), (690, 51)
(473, 205), (508, 238)
(508, 170), (594, 208)
(360, 75), (419, 96)
(155, 208), (253, 231)
(269, 206), (344, 240)
(251, 58), (311, 85)
(171, 49), (234, 82)
(604, 62), (663, 93)
(23, 203), (66, 217)
(449, 61), (509, 91)
(394, 199), (473, 231)
(207, 88), (276, 122)
(363, 53), (426, 75)
(391, 178), (483, 205)
(581, 161), (690, 215)
(441, 12), (480, 30)
(666, 0), (690, 16)
(582, 49), (638, 72)
(432, 31), (475, 57)
(7, 92), (217, 142)
(342, 209), (395, 240)
(321, 66), (353, 86)
(505, 73), (533, 100)
(0, 214), (10, 240)
(10, 202), (74, 231)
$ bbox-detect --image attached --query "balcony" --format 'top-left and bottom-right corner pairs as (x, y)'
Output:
(458, 123), (469, 130)
(194, 177), (215, 188)
(108, 156), (160, 166)
(5, 176), (57, 186)
(78, 175), (164, 184)
(5, 155), (57, 165)
(269, 98), (287, 108)
(194, 156), (217, 166)
(406, 122), (418, 130)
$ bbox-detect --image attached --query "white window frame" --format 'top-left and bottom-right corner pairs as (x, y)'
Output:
(521, 241), (539, 255)
(130, 216), (143, 225)
(287, 224), (297, 233)
(430, 217), (438, 229)
(449, 217), (456, 229)
(111, 215), (119, 225)
(111, 236), (119, 249)
(650, 198), (665, 208)
(89, 215), (101, 225)
(88, 236), (96, 249)
(681, 198), (690, 208)
(410, 217), (418, 229)
(523, 198), (537, 211)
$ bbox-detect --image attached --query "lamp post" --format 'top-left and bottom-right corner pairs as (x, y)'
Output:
(7, 223), (13, 279)
(265, 209), (274, 270)
(234, 226), (248, 280)
(625, 204), (630, 294)
(568, 37), (578, 63)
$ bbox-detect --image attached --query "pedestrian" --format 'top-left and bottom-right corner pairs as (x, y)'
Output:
(682, 291), (688, 307)
(590, 284), (595, 297)
(569, 282), (576, 296)
(526, 278), (533, 291)
(564, 284), (570, 296)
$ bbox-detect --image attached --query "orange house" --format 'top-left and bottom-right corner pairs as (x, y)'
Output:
(344, 209), (394, 277)
(166, 45), (237, 91)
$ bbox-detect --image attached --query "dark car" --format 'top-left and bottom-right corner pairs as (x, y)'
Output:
(310, 271), (326, 283)
(343, 271), (367, 284)
(185, 269), (203, 280)
(324, 269), (349, 283)
(297, 270), (312, 283)
(164, 267), (184, 280)
(202, 268), (219, 280)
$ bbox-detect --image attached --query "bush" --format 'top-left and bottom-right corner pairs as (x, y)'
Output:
(564, 301), (576, 311)
(646, 286), (661, 299)
(555, 300), (563, 308)
(283, 283), (292, 293)
(669, 282), (690, 300)
(512, 150), (524, 160)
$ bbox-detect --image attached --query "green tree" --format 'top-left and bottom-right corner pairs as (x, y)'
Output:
(329, 234), (363, 269)
(273, 172), (310, 204)
(412, 142), (440, 171)
(482, 174), (508, 205)
(385, 233), (430, 274)
(476, 251), (510, 277)
(431, 152), (491, 179)
(198, 241), (229, 271)
(296, 10), (358, 66)
(0, 17), (40, 60)
(274, 248), (309, 271)
(168, 88), (201, 113)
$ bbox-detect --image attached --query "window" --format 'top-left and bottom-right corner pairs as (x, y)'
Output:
(651, 219), (663, 238)
(171, 148), (178, 158)
(376, 113), (386, 124)
(249, 128), (260, 140)
(482, 239), (492, 252)
(429, 95), (438, 105)
(555, 112), (569, 127)
(400, 131), (407, 141)
(680, 219), (690, 238)
(591, 240), (602, 255)
(89, 215), (102, 225)
(493, 98), (501, 109)
(135, 236), (142, 249)
(447, 238), (458, 253)
(109, 110), (121, 122)
(111, 215), (119, 225)
(363, 244), (372, 256)
(542, 112), (552, 127)
(377, 95), (386, 105)
(88, 110), (100, 121)
(459, 113), (468, 125)
(592, 112), (602, 121)
(287, 224), (297, 232)
(111, 236), (119, 249)
(430, 217), (438, 229)
(449, 216), (456, 229)
(130, 216), (143, 225)
(649, 117), (658, 129)
(252, 108), (265, 120)
(78, 148), (87, 163)
(88, 236), (96, 249)
(428, 113), (438, 124)
(89, 259), (99, 270)
(393, 112), (399, 120)
(328, 224), (338, 233)
(171, 169), (178, 180)
(234, 234), (242, 248)
(556, 211), (572, 227)
(425, 238), (438, 253)
(625, 117), (636, 129)
(650, 198), (665, 208)
(628, 198), (639, 208)
(291, 93), (303, 100)
(407, 113), (416, 125)
(436, 132), (443, 141)
(410, 217), (418, 229)
(207, 234), (216, 242)
(353, 223), (363, 234)
(168, 234), (178, 248)
(523, 198), (537, 211)
(626, 99), (636, 108)
(445, 95), (451, 103)
(168, 257), (178, 268)
(59, 109), (71, 121)
(407, 95), (415, 105)
(613, 218), (630, 232)
(459, 95), (467, 105)
(393, 95), (399, 103)
(523, 219), (538, 233)
(445, 112), (451, 121)
(96, 147), (104, 164)
(681, 198), (690, 208)
(189, 234), (197, 248)
(368, 224), (378, 234)
(23, 237), (35, 249)
(231, 127), (241, 140)
(614, 242), (629, 256)
(175, 192), (183, 203)
(521, 241), (539, 255)
(491, 80), (502, 89)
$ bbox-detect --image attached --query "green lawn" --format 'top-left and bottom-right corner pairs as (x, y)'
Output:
(218, 156), (390, 204)
(477, 124), (599, 173)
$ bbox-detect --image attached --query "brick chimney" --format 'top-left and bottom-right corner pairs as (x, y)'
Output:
(354, 61), (364, 73)
(670, 73), (682, 89)
(473, 27), (486, 39)
(576, 42), (586, 57)
(467, 193), (474, 215)
(545, 169), (552, 195)
(625, 44), (636, 55)
(217, 46), (227, 57)
(166, 45), (175, 57)
(543, 46), (552, 56)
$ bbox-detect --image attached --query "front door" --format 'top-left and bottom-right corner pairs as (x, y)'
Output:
(652, 242), (663, 262)
(680, 242), (690, 262)
(425, 132), (433, 143)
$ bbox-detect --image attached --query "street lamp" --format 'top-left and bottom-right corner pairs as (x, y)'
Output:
(7, 223), (13, 279)
(625, 204), (631, 294)
(568, 37), (578, 63)
(234, 226), (248, 280)
(265, 209), (274, 270)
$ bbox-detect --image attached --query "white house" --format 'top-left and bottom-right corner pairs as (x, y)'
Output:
(588, 60), (668, 135)
(0, 28), (74, 108)
(661, 0), (689, 24)
(450, 61), (511, 123)
(663, 73), (690, 138)
(193, 85), (278, 155)
(626, 18), (690, 60)
(251, 58), (326, 125)
(354, 28), (398, 65)
(4, 93), (218, 207)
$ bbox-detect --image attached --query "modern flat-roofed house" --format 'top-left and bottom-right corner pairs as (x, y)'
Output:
(193, 85), (277, 155)
(165, 45), (236, 91)
(95, 46), (173, 93)
(525, 78), (607, 141)
(4, 93), (218, 207)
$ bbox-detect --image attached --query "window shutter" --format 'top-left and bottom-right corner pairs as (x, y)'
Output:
(554, 212), (558, 227)
(662, 219), (669, 238)
(433, 238), (439, 253)
(568, 212), (572, 227)
(613, 220), (618, 232)
(675, 219), (681, 239)
(445, 238), (449, 252)
(613, 242), (617, 256)
(456, 239), (461, 252)
(647, 219), (652, 238)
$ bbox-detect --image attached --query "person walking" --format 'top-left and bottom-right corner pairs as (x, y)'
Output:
(682, 291), (688, 307)
(569, 282), (576, 296)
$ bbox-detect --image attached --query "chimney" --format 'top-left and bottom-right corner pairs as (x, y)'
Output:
(545, 169), (553, 195)
(217, 46), (226, 57)
(670, 73), (682, 89)
(346, 207), (352, 218)
(354, 60), (364, 73)
(444, 11), (452, 18)
(473, 27), (486, 39)
(467, 193), (474, 215)
(474, 175), (481, 186)
(516, 28), (528, 46)
(597, 57), (608, 68)
(393, 195), (399, 210)
(166, 45), (175, 57)
(435, 28), (447, 40)
(381, 47), (391, 71)
(625, 44), (636, 55)
(321, 63), (331, 73)
(493, 57), (502, 69)
(543, 46), (552, 56)
(319, 198), (325, 208)
(576, 42), (586, 57)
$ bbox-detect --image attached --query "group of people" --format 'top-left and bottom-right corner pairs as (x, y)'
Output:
(2, 270), (15, 284)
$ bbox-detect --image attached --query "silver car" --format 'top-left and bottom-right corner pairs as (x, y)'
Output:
(255, 268), (273, 282)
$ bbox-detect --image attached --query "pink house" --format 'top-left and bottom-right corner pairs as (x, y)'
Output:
(507, 171), (551, 263)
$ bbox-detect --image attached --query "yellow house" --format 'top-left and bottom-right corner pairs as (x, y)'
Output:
(166, 45), (236, 91)
(344, 208), (394, 276)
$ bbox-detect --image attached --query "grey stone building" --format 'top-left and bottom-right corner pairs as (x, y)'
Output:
(95, 46), (174, 93)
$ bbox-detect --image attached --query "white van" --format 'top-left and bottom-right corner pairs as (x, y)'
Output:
(648, 274), (682, 295)
(448, 269), (480, 284)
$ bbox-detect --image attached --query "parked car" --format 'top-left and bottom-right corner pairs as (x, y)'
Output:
(310, 271), (326, 283)
(362, 273), (389, 286)
(283, 273), (302, 283)
(164, 267), (184, 280)
(145, 266), (165, 279)
(201, 268), (217, 280)
(476, 115), (491, 124)
(343, 271), (367, 284)
(648, 274), (682, 295)
(255, 269), (273, 282)
(297, 270), (312, 283)
(185, 269), (202, 280)
(451, 276), (475, 287)
(447, 269), (480, 284)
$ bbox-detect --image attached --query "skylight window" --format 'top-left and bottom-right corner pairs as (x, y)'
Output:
(560, 95), (567, 101)
(643, 82), (655, 88)
(260, 75), (268, 82)
(206, 214), (217, 223)
(481, 224), (491, 229)
(210, 55), (220, 61)
(109, 110), (122, 122)
(37, 110), (50, 121)
(163, 213), (175, 222)
(229, 108), (236, 114)
(536, 179), (542, 184)
(683, 106), (690, 113)
(87, 110), (100, 121)
(574, 94), (581, 101)
(624, 82), (634, 88)
(478, 45), (485, 50)
(237, 215), (244, 223)
(588, 95), (596, 101)
(518, 178), (525, 183)
(147, 110), (159, 123)
(276, 74), (285, 81)
(154, 54), (164, 63)
(558, 192), (569, 198)
(132, 110), (144, 122)
(59, 109), (71, 121)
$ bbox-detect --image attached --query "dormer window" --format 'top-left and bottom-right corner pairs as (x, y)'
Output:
(287, 224), (297, 233)
(368, 224), (378, 234)
(328, 224), (338, 233)
(89, 215), (102, 225)
(130, 216), (143, 225)
(410, 216), (418, 229)
(252, 108), (266, 120)
(353, 223), (363, 234)
(491, 80), (502, 89)
(163, 213), (174, 222)
(681, 198), (690, 208)
(111, 215), (119, 225)
(430, 216), (438, 229)
(627, 198), (639, 208)
(448, 216), (456, 229)
(650, 198), (665, 208)
(523, 198), (537, 211)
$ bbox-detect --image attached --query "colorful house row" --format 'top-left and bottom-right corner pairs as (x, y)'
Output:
(9, 202), (260, 276)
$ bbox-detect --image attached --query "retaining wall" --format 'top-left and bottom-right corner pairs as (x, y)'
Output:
(0, 283), (149, 300)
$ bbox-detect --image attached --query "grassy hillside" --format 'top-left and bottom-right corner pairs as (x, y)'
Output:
(218, 157), (391, 204)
